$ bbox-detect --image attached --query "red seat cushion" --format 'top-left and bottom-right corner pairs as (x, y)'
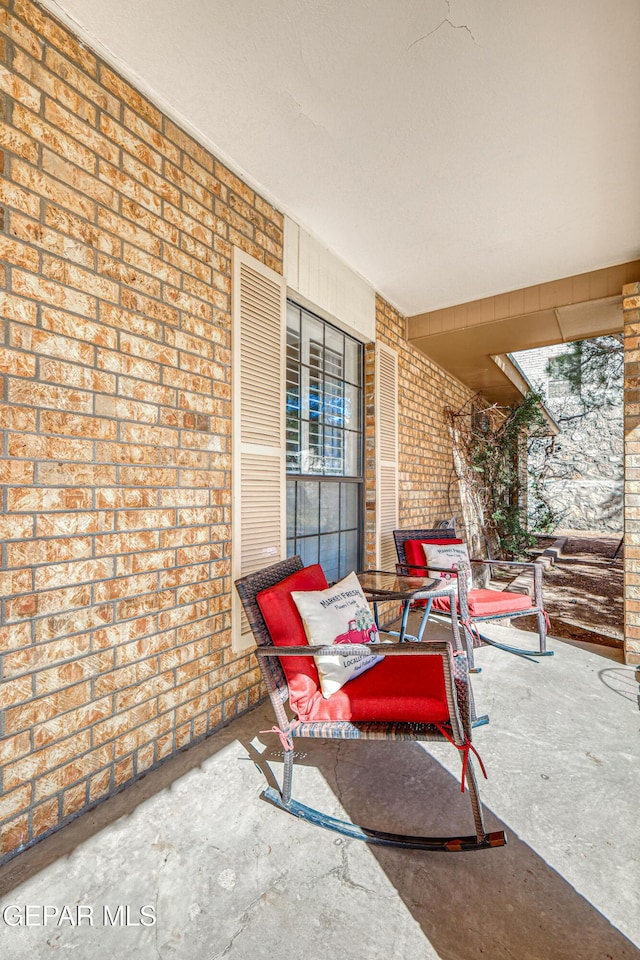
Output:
(257, 564), (328, 720)
(302, 653), (450, 723)
(257, 563), (451, 725)
(431, 588), (534, 617)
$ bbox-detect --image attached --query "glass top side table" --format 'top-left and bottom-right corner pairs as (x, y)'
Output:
(356, 569), (464, 653)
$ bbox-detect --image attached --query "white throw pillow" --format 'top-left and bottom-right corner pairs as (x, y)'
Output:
(291, 571), (382, 698)
(422, 542), (473, 591)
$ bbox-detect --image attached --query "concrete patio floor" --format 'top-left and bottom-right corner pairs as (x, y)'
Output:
(0, 622), (638, 960)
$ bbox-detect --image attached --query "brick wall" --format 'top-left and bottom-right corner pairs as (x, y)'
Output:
(0, 0), (283, 862)
(623, 281), (640, 665)
(365, 296), (475, 565)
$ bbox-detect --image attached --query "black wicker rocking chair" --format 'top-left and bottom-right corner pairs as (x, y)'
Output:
(235, 555), (506, 853)
(394, 526), (554, 670)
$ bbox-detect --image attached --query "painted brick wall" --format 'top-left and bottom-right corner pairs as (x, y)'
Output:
(365, 295), (476, 565)
(0, 0), (283, 862)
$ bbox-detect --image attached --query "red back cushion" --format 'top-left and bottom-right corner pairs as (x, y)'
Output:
(257, 564), (328, 719)
(404, 538), (464, 571)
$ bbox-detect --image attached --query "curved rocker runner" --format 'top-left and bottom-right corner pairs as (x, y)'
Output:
(235, 555), (507, 853)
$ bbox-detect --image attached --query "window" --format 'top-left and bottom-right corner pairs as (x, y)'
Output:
(286, 302), (364, 582)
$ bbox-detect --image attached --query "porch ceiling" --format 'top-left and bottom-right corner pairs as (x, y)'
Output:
(39, 1), (640, 318)
(407, 261), (640, 404)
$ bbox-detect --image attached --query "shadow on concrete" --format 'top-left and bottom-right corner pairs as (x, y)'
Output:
(247, 732), (639, 960)
(0, 717), (241, 898)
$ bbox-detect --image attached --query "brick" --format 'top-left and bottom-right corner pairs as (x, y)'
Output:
(0, 457), (34, 484)
(113, 756), (134, 788)
(0, 568), (33, 597)
(33, 557), (114, 592)
(13, 47), (96, 122)
(14, 103), (96, 173)
(4, 631), (92, 678)
(99, 305), (162, 346)
(4, 681), (92, 735)
(115, 589), (175, 623)
(121, 287), (179, 326)
(6, 535), (92, 568)
(94, 395), (158, 424)
(0, 117), (39, 162)
(44, 203), (121, 258)
(0, 345), (36, 377)
(95, 487), (159, 510)
(14, 0), (91, 69)
(165, 120), (213, 172)
(96, 253), (162, 299)
(114, 629), (175, 667)
(45, 98), (118, 162)
(165, 161), (213, 210)
(10, 213), (95, 268)
(33, 697), (112, 750)
(95, 440), (158, 466)
(93, 571), (158, 602)
(124, 151), (181, 203)
(92, 615), (156, 651)
(11, 268), (97, 318)
(92, 698), (157, 744)
(114, 670), (174, 712)
(0, 290), (38, 325)
(7, 486), (93, 513)
(0, 62), (41, 110)
(40, 409), (117, 440)
(0, 784), (32, 823)
(34, 650), (113, 694)
(62, 782), (87, 818)
(13, 325), (93, 367)
(117, 377), (176, 407)
(0, 815), (30, 857)
(33, 747), (113, 802)
(0, 622), (32, 656)
(163, 239), (212, 284)
(164, 201), (212, 246)
(88, 768), (112, 803)
(43, 251), (119, 301)
(0, 177), (42, 218)
(4, 8), (43, 58)
(12, 158), (96, 220)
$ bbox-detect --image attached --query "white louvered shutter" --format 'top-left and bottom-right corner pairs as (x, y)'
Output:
(375, 343), (399, 569)
(232, 248), (286, 650)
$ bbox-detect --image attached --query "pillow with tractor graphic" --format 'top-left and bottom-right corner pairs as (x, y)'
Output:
(291, 571), (382, 698)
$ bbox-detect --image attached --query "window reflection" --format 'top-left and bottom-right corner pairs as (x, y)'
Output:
(286, 303), (364, 581)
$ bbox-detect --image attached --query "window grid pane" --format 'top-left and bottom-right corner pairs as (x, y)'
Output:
(286, 302), (364, 580)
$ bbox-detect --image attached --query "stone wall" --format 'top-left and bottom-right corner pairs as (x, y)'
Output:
(623, 281), (640, 665)
(516, 343), (623, 533)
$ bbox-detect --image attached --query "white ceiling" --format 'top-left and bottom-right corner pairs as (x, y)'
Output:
(42, 0), (640, 316)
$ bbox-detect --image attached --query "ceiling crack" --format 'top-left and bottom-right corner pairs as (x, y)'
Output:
(408, 0), (478, 49)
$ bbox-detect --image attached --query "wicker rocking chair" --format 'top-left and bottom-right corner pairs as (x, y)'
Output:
(394, 527), (553, 670)
(235, 555), (506, 853)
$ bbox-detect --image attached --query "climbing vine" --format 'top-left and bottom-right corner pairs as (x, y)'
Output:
(448, 391), (560, 559)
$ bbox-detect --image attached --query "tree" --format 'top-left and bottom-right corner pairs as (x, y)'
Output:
(448, 391), (560, 559)
(546, 335), (623, 416)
